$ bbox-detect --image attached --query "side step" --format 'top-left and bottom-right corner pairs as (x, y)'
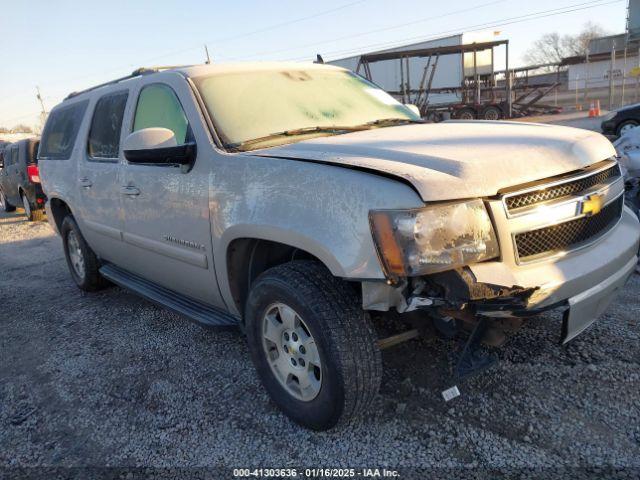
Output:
(99, 263), (238, 328)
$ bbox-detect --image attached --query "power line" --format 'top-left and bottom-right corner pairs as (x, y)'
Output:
(286, 0), (621, 61)
(0, 0), (369, 113)
(233, 0), (507, 61)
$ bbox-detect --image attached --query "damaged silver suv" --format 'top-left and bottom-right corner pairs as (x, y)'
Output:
(39, 63), (640, 430)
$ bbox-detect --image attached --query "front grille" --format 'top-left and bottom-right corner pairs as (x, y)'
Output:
(505, 164), (621, 211)
(514, 196), (623, 261)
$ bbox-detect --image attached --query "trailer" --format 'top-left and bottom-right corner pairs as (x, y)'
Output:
(330, 38), (563, 121)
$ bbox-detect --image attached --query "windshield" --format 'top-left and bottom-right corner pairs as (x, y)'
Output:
(193, 68), (420, 150)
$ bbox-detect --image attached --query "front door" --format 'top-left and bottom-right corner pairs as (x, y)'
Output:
(76, 90), (128, 265)
(120, 77), (223, 307)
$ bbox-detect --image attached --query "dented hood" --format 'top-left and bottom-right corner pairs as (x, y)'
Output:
(249, 121), (616, 202)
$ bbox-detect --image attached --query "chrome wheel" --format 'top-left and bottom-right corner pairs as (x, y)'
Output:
(22, 194), (31, 218)
(67, 230), (85, 280)
(262, 302), (322, 402)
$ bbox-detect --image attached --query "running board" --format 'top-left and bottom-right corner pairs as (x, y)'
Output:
(99, 263), (238, 328)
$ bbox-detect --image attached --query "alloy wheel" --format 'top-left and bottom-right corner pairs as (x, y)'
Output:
(22, 195), (31, 218)
(620, 123), (638, 135)
(261, 302), (322, 402)
(67, 230), (85, 280)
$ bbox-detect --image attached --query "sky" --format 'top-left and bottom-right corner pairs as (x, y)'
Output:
(0, 0), (629, 128)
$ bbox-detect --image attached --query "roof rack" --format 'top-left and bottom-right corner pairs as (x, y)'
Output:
(64, 64), (197, 100)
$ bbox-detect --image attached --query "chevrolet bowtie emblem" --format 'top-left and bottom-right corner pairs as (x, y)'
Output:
(580, 193), (605, 216)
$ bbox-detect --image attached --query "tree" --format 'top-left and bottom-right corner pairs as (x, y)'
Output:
(10, 124), (33, 134)
(523, 22), (608, 68)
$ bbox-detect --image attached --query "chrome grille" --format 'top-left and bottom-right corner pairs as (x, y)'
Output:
(514, 196), (623, 261)
(505, 164), (621, 211)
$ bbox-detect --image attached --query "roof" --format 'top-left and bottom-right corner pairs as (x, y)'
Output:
(176, 61), (345, 77)
(64, 62), (345, 101)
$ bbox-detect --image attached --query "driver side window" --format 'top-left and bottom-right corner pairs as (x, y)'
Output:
(133, 84), (190, 144)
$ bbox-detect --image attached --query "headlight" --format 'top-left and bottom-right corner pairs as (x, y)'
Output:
(369, 199), (500, 278)
(602, 111), (616, 122)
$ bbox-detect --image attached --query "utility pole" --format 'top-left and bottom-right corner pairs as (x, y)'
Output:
(35, 86), (48, 133)
(609, 45), (616, 110)
(35, 86), (46, 115)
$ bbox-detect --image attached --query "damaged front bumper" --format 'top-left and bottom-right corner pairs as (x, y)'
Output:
(363, 207), (640, 344)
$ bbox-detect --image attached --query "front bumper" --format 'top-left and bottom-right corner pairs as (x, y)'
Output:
(468, 206), (640, 341)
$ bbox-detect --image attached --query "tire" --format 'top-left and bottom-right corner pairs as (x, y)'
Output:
(245, 261), (382, 430)
(482, 105), (502, 121)
(617, 120), (639, 137)
(0, 190), (16, 212)
(61, 215), (107, 291)
(453, 107), (476, 120)
(21, 192), (45, 221)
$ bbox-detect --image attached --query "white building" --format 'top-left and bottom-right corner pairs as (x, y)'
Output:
(328, 31), (502, 105)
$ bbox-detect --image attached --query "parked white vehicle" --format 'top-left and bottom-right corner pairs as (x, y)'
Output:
(39, 62), (640, 430)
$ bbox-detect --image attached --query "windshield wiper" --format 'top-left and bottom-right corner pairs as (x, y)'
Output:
(364, 118), (426, 126)
(225, 125), (370, 151)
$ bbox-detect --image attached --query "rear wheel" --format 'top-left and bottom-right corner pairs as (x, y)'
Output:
(61, 215), (107, 291)
(617, 120), (639, 137)
(482, 105), (502, 121)
(21, 192), (45, 221)
(245, 261), (382, 430)
(0, 191), (16, 212)
(454, 107), (476, 120)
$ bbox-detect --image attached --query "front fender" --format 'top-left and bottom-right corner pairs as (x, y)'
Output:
(209, 153), (424, 314)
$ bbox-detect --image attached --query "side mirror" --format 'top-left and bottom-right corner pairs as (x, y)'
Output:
(404, 104), (421, 117)
(123, 127), (196, 166)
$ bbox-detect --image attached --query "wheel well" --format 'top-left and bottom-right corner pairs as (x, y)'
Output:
(49, 198), (72, 233)
(226, 238), (322, 318)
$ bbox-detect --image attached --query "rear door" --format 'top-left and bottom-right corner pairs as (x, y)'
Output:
(120, 76), (223, 306)
(0, 146), (11, 201)
(76, 90), (129, 263)
(6, 146), (20, 204)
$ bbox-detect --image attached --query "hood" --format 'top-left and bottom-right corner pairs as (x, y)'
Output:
(616, 102), (640, 113)
(246, 121), (616, 202)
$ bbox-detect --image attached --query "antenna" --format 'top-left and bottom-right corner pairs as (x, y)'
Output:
(204, 45), (211, 64)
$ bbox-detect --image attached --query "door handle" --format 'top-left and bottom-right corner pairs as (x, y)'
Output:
(120, 185), (140, 196)
(79, 177), (93, 188)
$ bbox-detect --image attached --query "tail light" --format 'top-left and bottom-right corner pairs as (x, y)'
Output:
(27, 164), (40, 183)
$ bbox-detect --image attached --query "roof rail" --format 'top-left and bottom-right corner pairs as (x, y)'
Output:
(64, 64), (198, 100)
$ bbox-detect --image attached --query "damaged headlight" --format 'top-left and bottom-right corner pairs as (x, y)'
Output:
(369, 199), (500, 278)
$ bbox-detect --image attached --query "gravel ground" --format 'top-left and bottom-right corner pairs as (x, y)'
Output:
(1, 209), (639, 478)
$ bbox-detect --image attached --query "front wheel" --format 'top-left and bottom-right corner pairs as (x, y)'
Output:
(245, 261), (382, 430)
(617, 120), (639, 137)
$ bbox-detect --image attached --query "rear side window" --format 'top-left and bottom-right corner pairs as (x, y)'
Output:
(88, 91), (128, 160)
(133, 84), (189, 144)
(11, 148), (18, 165)
(29, 141), (39, 164)
(40, 100), (89, 160)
